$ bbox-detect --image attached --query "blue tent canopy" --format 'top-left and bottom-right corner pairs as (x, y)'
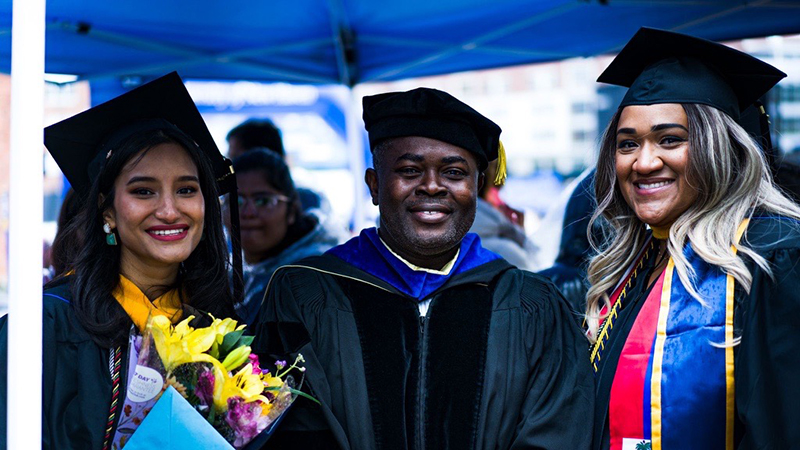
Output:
(1, 0), (799, 86)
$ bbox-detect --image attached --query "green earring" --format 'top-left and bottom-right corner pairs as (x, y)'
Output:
(103, 223), (118, 246)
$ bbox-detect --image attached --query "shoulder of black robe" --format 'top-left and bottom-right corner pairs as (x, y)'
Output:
(485, 268), (595, 449)
(1, 276), (115, 450)
(734, 215), (800, 449)
(253, 254), (375, 450)
(277, 253), (406, 295)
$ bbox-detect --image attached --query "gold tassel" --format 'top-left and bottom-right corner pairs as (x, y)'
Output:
(494, 140), (507, 186)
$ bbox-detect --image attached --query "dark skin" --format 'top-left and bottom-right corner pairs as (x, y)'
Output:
(365, 136), (484, 270)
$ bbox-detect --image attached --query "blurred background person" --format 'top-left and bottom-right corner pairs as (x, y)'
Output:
(469, 158), (539, 270)
(226, 117), (285, 160)
(538, 169), (601, 316)
(774, 154), (800, 202)
(225, 149), (341, 326)
(227, 117), (326, 212)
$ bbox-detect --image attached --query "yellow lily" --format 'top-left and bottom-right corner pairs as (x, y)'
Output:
(260, 372), (287, 417)
(209, 315), (246, 345)
(222, 345), (252, 371)
(262, 372), (284, 390)
(149, 315), (217, 373)
(213, 363), (269, 412)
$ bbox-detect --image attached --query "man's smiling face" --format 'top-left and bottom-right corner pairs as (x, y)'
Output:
(366, 136), (483, 269)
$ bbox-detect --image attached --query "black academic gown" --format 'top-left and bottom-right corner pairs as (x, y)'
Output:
(253, 254), (594, 450)
(0, 278), (125, 450)
(0, 277), (217, 450)
(592, 216), (800, 450)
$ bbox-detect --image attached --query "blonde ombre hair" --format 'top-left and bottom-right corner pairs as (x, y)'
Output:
(585, 103), (800, 341)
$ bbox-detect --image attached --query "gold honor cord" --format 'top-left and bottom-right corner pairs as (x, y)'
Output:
(590, 238), (657, 372)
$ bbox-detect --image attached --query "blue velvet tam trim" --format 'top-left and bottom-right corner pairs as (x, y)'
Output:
(326, 228), (500, 300)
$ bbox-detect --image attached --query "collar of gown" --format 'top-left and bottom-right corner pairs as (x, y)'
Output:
(326, 227), (500, 300)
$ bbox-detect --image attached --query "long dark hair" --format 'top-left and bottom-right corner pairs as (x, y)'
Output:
(68, 126), (236, 347)
(49, 187), (84, 277)
(232, 148), (316, 259)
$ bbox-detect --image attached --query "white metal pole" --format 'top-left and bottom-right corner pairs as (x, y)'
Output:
(7, 0), (46, 447)
(346, 88), (367, 231)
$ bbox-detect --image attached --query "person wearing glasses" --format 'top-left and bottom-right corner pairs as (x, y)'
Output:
(225, 148), (341, 325)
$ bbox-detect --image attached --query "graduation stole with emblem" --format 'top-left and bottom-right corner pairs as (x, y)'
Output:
(603, 220), (747, 450)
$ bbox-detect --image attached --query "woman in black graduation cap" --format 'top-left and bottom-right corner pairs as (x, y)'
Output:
(586, 28), (800, 450)
(0, 72), (241, 450)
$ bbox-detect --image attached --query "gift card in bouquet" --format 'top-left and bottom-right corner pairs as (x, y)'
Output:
(123, 386), (232, 450)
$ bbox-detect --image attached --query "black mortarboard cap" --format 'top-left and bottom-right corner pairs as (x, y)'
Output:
(362, 87), (502, 169)
(44, 71), (235, 196)
(597, 27), (786, 119)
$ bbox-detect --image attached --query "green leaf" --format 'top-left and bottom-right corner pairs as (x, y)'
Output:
(289, 387), (321, 404)
(218, 329), (245, 358)
(263, 386), (321, 405)
(239, 335), (254, 346)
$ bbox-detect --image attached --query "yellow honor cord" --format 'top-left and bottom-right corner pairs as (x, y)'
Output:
(493, 140), (507, 186)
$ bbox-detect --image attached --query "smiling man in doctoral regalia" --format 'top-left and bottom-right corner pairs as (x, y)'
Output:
(253, 87), (593, 450)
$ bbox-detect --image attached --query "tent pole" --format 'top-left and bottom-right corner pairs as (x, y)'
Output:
(7, 0), (45, 447)
(345, 88), (367, 232)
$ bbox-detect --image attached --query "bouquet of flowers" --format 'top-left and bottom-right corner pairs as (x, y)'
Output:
(111, 315), (315, 449)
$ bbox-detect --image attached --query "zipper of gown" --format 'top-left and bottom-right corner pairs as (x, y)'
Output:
(417, 297), (432, 450)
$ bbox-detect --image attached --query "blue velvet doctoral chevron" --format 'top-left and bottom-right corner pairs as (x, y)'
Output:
(327, 227), (500, 300)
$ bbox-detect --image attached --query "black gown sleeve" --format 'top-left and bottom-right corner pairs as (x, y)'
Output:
(251, 267), (342, 450)
(0, 299), (61, 450)
(736, 245), (800, 449)
(0, 307), (58, 450)
(510, 276), (594, 449)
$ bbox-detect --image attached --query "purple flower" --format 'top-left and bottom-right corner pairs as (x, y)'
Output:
(225, 397), (269, 448)
(195, 368), (215, 406)
(248, 354), (261, 375)
(275, 360), (286, 369)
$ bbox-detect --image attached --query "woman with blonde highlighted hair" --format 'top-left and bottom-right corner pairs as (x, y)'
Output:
(588, 28), (800, 450)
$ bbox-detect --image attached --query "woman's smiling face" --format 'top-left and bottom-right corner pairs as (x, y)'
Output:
(615, 103), (699, 228)
(104, 142), (205, 277)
